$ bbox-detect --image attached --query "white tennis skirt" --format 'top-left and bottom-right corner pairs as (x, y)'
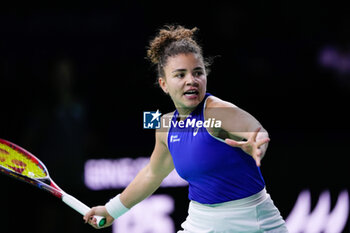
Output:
(178, 188), (288, 233)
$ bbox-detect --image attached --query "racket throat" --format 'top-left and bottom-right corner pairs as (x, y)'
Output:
(38, 177), (51, 185)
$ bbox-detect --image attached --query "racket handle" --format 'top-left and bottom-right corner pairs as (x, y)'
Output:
(62, 193), (107, 228)
(94, 215), (107, 228)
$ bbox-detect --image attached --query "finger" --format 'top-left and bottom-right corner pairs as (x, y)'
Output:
(255, 156), (261, 167)
(257, 137), (270, 148)
(91, 217), (97, 225)
(83, 209), (95, 223)
(91, 217), (99, 229)
(225, 138), (246, 147)
(251, 127), (261, 142)
(86, 216), (99, 229)
(83, 214), (91, 223)
(253, 150), (262, 167)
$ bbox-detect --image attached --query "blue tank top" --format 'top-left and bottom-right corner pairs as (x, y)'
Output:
(167, 93), (265, 204)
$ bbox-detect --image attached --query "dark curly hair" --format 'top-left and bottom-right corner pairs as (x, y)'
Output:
(147, 25), (210, 79)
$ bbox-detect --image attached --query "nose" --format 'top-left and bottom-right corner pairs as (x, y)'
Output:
(185, 74), (198, 86)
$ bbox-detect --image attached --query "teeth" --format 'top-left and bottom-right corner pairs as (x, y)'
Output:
(185, 90), (198, 95)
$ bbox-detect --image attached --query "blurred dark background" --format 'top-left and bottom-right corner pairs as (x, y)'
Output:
(1, 2), (349, 232)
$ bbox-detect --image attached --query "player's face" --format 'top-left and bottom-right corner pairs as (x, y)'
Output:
(159, 53), (207, 114)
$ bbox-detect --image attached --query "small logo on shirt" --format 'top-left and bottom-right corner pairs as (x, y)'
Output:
(170, 135), (180, 143)
(193, 127), (199, 136)
(143, 110), (161, 129)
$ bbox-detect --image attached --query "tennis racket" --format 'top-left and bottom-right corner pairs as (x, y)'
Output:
(0, 138), (106, 227)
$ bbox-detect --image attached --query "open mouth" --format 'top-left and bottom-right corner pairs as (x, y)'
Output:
(183, 89), (199, 97)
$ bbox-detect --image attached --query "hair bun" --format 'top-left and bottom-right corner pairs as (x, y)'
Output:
(147, 25), (198, 65)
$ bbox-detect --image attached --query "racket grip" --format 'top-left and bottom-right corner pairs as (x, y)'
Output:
(62, 193), (107, 228)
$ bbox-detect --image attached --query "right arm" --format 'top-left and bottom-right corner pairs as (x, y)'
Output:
(84, 122), (174, 228)
(119, 127), (174, 208)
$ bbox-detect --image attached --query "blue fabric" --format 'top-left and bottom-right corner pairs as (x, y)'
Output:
(168, 93), (265, 204)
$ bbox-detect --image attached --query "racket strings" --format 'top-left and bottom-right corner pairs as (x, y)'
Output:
(0, 143), (47, 178)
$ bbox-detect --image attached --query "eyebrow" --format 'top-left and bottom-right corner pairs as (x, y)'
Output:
(172, 69), (187, 73)
(171, 67), (204, 73)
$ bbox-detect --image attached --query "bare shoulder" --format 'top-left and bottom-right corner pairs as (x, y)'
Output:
(206, 95), (238, 109)
(205, 95), (262, 139)
(205, 95), (239, 118)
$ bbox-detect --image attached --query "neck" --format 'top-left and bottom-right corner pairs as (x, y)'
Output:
(176, 107), (196, 120)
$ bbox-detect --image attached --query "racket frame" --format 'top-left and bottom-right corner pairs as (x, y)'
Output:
(0, 138), (106, 227)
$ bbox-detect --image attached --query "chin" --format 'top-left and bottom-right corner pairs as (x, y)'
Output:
(183, 98), (202, 108)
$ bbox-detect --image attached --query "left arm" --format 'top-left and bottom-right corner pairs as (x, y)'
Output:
(205, 96), (270, 166)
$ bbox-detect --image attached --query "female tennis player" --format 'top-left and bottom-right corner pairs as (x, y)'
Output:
(84, 25), (288, 232)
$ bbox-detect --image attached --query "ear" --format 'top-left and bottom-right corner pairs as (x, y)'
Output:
(158, 77), (168, 94)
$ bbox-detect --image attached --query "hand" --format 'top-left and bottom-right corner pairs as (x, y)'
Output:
(83, 206), (115, 229)
(225, 127), (270, 167)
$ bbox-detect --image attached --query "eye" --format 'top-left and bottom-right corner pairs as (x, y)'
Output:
(193, 70), (204, 77)
(174, 73), (185, 78)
